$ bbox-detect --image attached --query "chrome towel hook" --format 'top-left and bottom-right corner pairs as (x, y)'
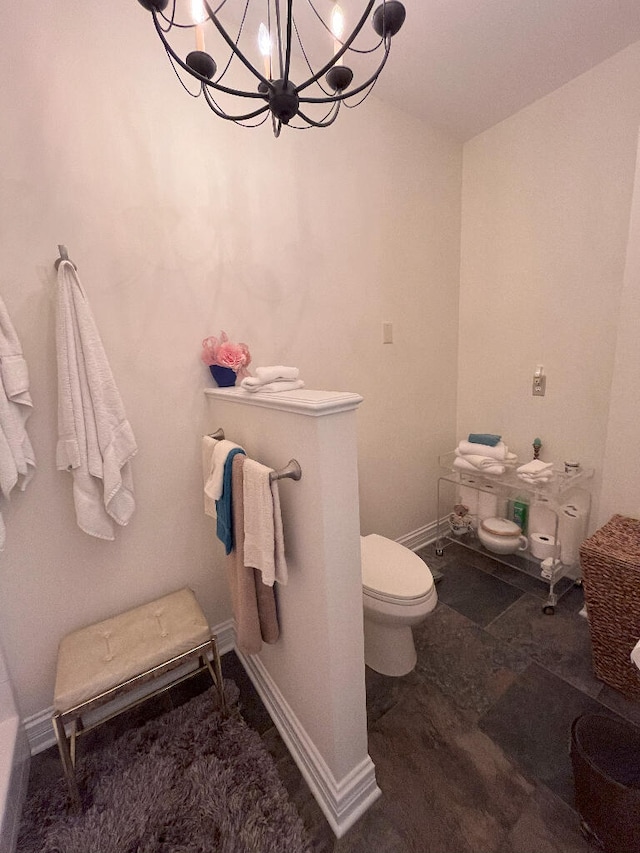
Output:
(54, 244), (77, 271)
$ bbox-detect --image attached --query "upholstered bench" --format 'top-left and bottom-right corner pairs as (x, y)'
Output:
(52, 587), (226, 809)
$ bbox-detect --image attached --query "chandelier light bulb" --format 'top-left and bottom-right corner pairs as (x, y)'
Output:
(331, 4), (345, 40)
(331, 3), (345, 64)
(258, 23), (271, 80)
(191, 0), (206, 23)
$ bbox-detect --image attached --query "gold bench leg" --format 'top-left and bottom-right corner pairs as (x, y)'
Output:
(52, 711), (82, 812)
(206, 636), (227, 715)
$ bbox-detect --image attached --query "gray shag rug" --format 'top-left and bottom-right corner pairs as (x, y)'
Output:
(18, 683), (313, 853)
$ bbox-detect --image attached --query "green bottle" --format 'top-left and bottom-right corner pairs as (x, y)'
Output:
(509, 497), (529, 533)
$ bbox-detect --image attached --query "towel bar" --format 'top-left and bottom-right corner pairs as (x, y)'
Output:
(208, 428), (302, 482)
(270, 459), (302, 482)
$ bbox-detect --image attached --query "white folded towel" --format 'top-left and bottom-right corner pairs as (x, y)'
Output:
(457, 439), (508, 460)
(454, 450), (505, 470)
(241, 379), (305, 393)
(453, 456), (505, 475)
(242, 458), (288, 586)
(518, 473), (553, 484)
(240, 365), (303, 393)
(517, 459), (554, 475)
(203, 437), (244, 512)
(255, 366), (299, 383)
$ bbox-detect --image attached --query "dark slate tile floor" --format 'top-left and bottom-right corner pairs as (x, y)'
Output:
(274, 541), (640, 852)
(21, 541), (640, 852)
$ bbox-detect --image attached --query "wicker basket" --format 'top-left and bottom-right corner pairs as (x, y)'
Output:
(580, 514), (640, 701)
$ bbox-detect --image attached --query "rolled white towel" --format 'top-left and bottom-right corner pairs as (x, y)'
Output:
(241, 376), (267, 389)
(517, 459), (553, 475)
(453, 456), (505, 475)
(255, 365), (299, 383)
(241, 379), (305, 394)
(457, 439), (508, 460)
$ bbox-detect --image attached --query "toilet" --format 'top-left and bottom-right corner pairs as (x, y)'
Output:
(360, 534), (438, 676)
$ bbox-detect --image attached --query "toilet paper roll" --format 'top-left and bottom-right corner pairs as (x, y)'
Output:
(530, 532), (558, 560)
(558, 503), (588, 566)
(529, 497), (556, 538)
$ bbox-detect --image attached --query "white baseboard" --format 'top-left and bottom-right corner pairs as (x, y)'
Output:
(237, 649), (381, 838)
(23, 619), (236, 755)
(396, 518), (440, 551)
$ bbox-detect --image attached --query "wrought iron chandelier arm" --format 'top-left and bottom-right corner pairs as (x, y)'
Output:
(282, 0), (294, 84)
(151, 7), (269, 99)
(298, 38), (390, 104)
(296, 102), (341, 128)
(202, 85), (271, 121)
(294, 0), (375, 94)
(202, 0), (273, 90)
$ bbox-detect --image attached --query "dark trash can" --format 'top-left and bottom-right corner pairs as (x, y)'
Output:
(571, 713), (640, 852)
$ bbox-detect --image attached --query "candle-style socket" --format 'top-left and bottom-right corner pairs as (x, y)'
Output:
(186, 51), (216, 79)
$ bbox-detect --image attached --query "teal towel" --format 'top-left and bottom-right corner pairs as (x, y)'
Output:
(468, 433), (501, 447)
(216, 447), (246, 554)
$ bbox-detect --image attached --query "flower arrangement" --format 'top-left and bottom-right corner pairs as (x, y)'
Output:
(201, 331), (251, 379)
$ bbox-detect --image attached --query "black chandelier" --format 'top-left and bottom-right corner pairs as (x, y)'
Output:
(136, 0), (406, 136)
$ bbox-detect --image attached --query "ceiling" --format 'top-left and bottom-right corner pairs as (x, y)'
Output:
(371, 0), (640, 141)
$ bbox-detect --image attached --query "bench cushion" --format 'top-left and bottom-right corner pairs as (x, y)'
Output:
(53, 588), (211, 713)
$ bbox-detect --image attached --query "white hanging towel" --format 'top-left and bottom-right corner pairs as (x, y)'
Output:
(201, 436), (244, 519)
(242, 458), (288, 586)
(55, 260), (137, 540)
(0, 294), (36, 549)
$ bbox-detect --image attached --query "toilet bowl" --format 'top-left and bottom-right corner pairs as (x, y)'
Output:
(361, 534), (438, 676)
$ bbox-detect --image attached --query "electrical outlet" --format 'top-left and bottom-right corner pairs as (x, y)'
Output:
(532, 375), (546, 396)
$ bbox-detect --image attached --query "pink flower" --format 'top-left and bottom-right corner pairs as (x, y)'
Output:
(201, 331), (252, 378)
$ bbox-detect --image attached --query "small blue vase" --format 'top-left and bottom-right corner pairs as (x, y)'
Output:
(209, 365), (237, 387)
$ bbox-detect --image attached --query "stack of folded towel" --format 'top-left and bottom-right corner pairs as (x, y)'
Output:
(516, 459), (554, 484)
(453, 434), (517, 476)
(240, 366), (304, 393)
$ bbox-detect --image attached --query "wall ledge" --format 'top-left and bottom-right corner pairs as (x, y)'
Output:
(204, 387), (363, 417)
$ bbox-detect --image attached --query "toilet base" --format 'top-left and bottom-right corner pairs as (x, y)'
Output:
(363, 620), (417, 676)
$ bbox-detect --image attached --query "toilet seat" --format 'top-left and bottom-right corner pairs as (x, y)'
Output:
(361, 534), (434, 603)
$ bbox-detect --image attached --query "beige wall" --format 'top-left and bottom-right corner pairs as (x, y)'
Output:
(600, 130), (640, 524)
(0, 1), (461, 718)
(458, 41), (640, 528)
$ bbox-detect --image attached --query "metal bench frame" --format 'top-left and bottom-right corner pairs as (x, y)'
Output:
(51, 633), (226, 810)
